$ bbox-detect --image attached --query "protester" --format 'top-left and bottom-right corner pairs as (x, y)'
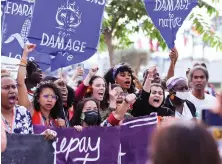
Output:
(1, 73), (56, 138)
(104, 63), (135, 94)
(165, 76), (196, 119)
(132, 66), (173, 118)
(1, 120), (7, 152)
(101, 86), (136, 127)
(188, 65), (219, 118)
(70, 98), (101, 128)
(17, 44), (66, 128)
(32, 81), (65, 127)
(43, 76), (73, 126)
(67, 67), (84, 90)
(150, 121), (221, 164)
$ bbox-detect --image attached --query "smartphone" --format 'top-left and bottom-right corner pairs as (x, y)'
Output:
(202, 109), (222, 126)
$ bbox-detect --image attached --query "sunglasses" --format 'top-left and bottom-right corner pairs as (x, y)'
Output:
(42, 94), (58, 100)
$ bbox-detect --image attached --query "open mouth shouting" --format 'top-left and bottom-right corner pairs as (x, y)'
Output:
(152, 97), (162, 107)
(124, 80), (131, 88)
(8, 94), (17, 105)
(96, 91), (105, 101)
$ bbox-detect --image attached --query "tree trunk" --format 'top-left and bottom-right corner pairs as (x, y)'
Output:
(104, 29), (114, 67)
(134, 56), (144, 75)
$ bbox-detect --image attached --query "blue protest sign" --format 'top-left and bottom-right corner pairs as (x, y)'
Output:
(1, 0), (34, 58)
(28, 0), (106, 71)
(143, 0), (198, 49)
(1, 0), (51, 71)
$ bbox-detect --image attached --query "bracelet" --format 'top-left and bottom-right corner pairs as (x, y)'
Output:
(21, 59), (27, 65)
(19, 64), (26, 67)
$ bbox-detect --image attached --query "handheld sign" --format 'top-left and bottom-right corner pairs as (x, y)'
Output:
(28, 0), (106, 71)
(1, 0), (51, 71)
(143, 0), (198, 49)
(1, 0), (35, 59)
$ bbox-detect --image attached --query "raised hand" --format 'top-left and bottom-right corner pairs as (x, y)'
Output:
(125, 93), (136, 105)
(169, 47), (178, 64)
(109, 83), (118, 101)
(147, 66), (157, 81)
(88, 65), (99, 77)
(23, 44), (36, 54)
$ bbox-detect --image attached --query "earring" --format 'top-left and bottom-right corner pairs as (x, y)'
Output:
(86, 86), (93, 93)
(170, 94), (175, 100)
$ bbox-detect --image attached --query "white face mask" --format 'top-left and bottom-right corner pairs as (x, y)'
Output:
(175, 91), (189, 100)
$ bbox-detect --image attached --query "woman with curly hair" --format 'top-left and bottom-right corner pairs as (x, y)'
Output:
(32, 81), (65, 127)
(104, 63), (136, 94)
(17, 44), (66, 128)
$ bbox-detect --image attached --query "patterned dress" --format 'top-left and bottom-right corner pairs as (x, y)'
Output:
(1, 105), (33, 134)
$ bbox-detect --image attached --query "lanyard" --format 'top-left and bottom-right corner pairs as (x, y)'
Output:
(38, 112), (55, 127)
(1, 108), (15, 133)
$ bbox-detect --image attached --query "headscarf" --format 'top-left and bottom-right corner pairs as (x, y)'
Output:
(166, 76), (187, 91)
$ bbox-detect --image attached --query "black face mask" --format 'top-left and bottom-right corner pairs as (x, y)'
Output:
(83, 111), (100, 126)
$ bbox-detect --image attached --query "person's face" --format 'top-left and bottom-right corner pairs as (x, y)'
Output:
(91, 78), (106, 101)
(54, 79), (68, 103)
(149, 86), (164, 108)
(82, 101), (98, 112)
(30, 66), (42, 83)
(191, 70), (207, 90)
(152, 72), (161, 83)
(1, 77), (18, 109)
(115, 71), (132, 89)
(38, 88), (57, 111)
(173, 81), (189, 92)
(113, 86), (125, 106)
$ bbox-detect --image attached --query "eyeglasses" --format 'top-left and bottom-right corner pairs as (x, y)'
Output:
(42, 94), (58, 100)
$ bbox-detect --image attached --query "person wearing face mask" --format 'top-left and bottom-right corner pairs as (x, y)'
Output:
(165, 76), (196, 120)
(70, 98), (101, 128)
(132, 66), (173, 118)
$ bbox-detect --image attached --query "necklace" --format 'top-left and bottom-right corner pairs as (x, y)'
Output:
(1, 107), (15, 133)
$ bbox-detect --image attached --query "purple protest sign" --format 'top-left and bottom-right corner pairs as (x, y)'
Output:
(33, 114), (157, 164)
(120, 113), (157, 164)
(143, 0), (198, 49)
(34, 126), (120, 164)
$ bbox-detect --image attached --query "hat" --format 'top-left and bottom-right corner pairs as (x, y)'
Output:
(166, 76), (187, 91)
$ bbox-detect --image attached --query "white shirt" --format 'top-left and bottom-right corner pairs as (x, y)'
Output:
(175, 103), (193, 120)
(187, 92), (219, 119)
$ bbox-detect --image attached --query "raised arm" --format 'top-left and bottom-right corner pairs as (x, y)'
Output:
(132, 67), (155, 117)
(113, 94), (136, 120)
(143, 66), (156, 93)
(17, 44), (36, 115)
(74, 65), (99, 104)
(166, 48), (178, 80)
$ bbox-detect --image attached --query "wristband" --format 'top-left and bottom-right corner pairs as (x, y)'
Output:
(19, 64), (26, 67)
(21, 59), (27, 65)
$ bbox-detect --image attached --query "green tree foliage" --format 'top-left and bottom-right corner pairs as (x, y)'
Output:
(99, 0), (222, 66)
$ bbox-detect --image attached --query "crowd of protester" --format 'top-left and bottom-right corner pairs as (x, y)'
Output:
(1, 44), (222, 163)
